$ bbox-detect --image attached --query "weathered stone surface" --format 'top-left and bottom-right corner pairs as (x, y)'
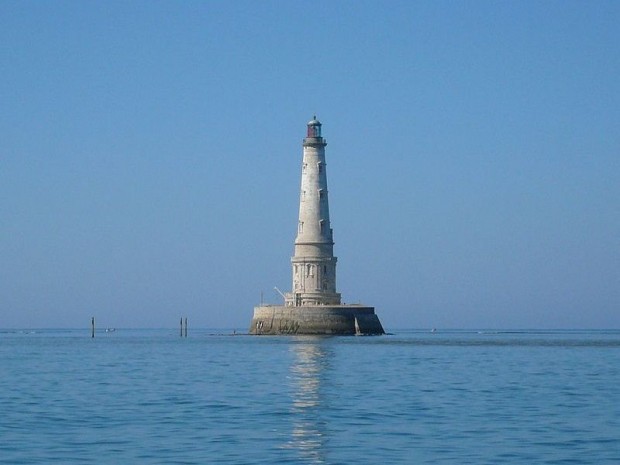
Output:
(249, 305), (385, 335)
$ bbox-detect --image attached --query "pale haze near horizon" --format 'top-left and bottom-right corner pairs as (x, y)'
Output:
(1, 1), (618, 330)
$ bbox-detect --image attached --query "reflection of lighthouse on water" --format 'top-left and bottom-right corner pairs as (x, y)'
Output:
(286, 339), (331, 463)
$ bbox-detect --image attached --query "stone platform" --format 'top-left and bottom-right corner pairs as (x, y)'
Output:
(249, 305), (385, 335)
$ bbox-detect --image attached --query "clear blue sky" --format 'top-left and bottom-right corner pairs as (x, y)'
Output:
(1, 1), (618, 330)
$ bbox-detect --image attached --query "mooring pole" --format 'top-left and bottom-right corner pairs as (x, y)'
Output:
(184, 317), (188, 338)
(91, 317), (95, 338)
(180, 317), (183, 337)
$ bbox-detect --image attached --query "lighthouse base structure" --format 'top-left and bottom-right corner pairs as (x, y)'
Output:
(249, 305), (385, 335)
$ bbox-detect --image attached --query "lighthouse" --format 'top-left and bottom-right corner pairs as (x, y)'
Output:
(249, 117), (384, 335)
(285, 117), (340, 307)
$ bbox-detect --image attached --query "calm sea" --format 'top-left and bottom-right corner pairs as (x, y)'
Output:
(1, 329), (619, 464)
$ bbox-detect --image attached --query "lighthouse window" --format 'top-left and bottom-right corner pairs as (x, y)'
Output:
(318, 163), (323, 173)
(298, 222), (304, 233)
(320, 220), (325, 233)
(319, 189), (324, 200)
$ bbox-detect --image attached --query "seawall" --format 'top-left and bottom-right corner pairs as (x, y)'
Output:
(249, 305), (385, 335)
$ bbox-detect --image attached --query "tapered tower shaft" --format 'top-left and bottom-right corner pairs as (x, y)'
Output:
(285, 117), (341, 306)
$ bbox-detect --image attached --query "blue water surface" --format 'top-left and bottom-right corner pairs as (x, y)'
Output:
(1, 329), (619, 464)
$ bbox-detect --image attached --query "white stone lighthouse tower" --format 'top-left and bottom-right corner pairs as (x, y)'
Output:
(285, 117), (341, 307)
(249, 117), (384, 335)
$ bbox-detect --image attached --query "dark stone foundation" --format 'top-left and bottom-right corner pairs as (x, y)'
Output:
(249, 305), (385, 335)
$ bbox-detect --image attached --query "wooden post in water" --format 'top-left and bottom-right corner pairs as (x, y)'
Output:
(184, 318), (188, 337)
(91, 317), (95, 338)
(180, 317), (183, 337)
